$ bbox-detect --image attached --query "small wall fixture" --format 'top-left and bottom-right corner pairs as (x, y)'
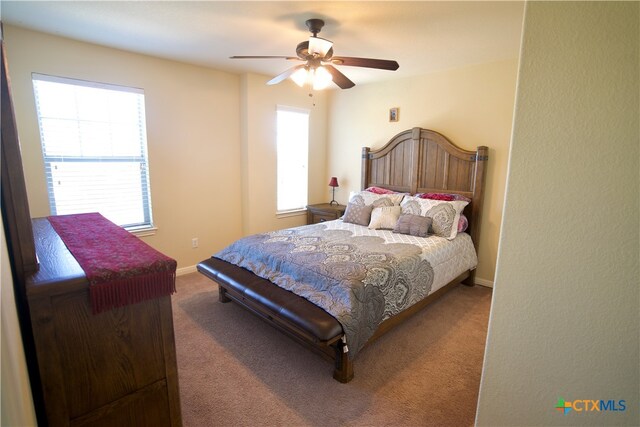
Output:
(389, 107), (399, 122)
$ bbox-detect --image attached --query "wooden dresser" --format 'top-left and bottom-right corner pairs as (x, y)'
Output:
(25, 218), (182, 427)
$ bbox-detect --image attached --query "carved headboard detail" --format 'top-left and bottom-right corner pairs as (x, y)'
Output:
(361, 127), (488, 249)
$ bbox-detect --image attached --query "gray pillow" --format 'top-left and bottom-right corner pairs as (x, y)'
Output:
(393, 214), (432, 238)
(342, 203), (373, 226)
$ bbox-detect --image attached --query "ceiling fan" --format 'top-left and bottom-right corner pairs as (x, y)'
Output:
(230, 18), (399, 90)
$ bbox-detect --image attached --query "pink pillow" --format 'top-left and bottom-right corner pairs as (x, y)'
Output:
(366, 186), (400, 195)
(458, 214), (469, 233)
(415, 192), (471, 203)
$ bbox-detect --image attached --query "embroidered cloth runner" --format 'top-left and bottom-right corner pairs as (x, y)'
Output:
(48, 213), (177, 314)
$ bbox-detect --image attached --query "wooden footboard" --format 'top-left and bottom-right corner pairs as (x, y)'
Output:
(198, 258), (353, 382)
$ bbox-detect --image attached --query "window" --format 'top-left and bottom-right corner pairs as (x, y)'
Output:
(276, 106), (309, 212)
(32, 74), (153, 230)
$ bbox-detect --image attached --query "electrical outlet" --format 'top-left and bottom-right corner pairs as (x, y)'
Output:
(191, 238), (199, 248)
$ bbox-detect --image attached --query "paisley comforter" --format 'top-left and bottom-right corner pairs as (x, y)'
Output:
(215, 220), (477, 358)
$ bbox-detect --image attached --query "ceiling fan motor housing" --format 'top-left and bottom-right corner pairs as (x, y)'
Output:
(305, 18), (325, 36)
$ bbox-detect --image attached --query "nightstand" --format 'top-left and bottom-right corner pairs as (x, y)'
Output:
(306, 203), (346, 225)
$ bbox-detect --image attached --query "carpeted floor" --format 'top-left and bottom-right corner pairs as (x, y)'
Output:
(172, 272), (492, 427)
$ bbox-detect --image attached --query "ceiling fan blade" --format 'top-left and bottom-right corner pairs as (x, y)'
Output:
(230, 55), (300, 61)
(267, 65), (306, 85)
(331, 56), (399, 71)
(324, 65), (355, 89)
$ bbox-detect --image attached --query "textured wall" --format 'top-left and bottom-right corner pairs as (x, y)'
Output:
(476, 2), (639, 425)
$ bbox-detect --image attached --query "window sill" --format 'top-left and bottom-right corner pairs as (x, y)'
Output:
(276, 208), (307, 219)
(127, 226), (158, 237)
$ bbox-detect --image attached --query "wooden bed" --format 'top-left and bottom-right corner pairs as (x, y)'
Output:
(198, 127), (488, 382)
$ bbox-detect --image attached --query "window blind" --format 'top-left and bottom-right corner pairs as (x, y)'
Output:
(32, 74), (153, 230)
(276, 106), (309, 212)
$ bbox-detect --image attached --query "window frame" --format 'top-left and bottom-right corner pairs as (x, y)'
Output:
(275, 105), (310, 215)
(31, 73), (155, 233)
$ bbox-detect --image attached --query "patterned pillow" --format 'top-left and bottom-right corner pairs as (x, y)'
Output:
(348, 190), (405, 207)
(368, 206), (402, 230)
(414, 192), (470, 232)
(393, 214), (432, 238)
(342, 203), (374, 226)
(400, 196), (468, 240)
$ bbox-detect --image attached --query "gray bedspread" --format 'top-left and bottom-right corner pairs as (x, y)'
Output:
(215, 222), (434, 358)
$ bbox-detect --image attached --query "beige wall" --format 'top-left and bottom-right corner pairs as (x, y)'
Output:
(240, 73), (328, 235)
(476, 2), (639, 425)
(327, 59), (519, 285)
(4, 25), (244, 272)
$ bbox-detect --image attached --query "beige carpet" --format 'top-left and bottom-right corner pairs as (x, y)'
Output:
(172, 272), (492, 427)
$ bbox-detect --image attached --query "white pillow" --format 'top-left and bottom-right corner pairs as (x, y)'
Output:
(400, 196), (468, 240)
(368, 206), (402, 230)
(348, 190), (405, 207)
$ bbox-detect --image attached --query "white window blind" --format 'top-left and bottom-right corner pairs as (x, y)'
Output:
(276, 106), (309, 212)
(32, 74), (153, 230)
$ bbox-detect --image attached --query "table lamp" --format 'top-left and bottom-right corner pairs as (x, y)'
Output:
(328, 177), (339, 205)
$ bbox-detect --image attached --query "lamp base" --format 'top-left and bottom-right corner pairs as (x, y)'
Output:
(329, 187), (338, 206)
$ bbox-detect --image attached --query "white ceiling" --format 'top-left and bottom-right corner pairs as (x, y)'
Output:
(1, 1), (525, 88)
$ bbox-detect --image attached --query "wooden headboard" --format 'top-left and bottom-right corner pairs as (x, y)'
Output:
(362, 127), (488, 248)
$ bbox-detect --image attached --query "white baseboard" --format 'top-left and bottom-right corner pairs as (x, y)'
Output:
(176, 265), (197, 276)
(475, 277), (494, 288)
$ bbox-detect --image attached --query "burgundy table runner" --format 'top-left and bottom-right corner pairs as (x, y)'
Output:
(47, 213), (177, 314)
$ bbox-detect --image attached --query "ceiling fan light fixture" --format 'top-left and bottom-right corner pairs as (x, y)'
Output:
(312, 66), (333, 90)
(290, 66), (333, 90)
(309, 36), (333, 58)
(291, 67), (309, 87)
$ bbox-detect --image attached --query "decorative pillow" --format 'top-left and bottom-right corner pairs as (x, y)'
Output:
(458, 214), (469, 233)
(400, 196), (468, 240)
(393, 214), (432, 238)
(414, 193), (470, 233)
(368, 206), (402, 230)
(415, 192), (472, 203)
(342, 202), (374, 226)
(365, 186), (401, 195)
(348, 190), (405, 207)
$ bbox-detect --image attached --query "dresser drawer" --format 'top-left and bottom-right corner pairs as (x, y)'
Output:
(306, 204), (346, 225)
(311, 212), (338, 224)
